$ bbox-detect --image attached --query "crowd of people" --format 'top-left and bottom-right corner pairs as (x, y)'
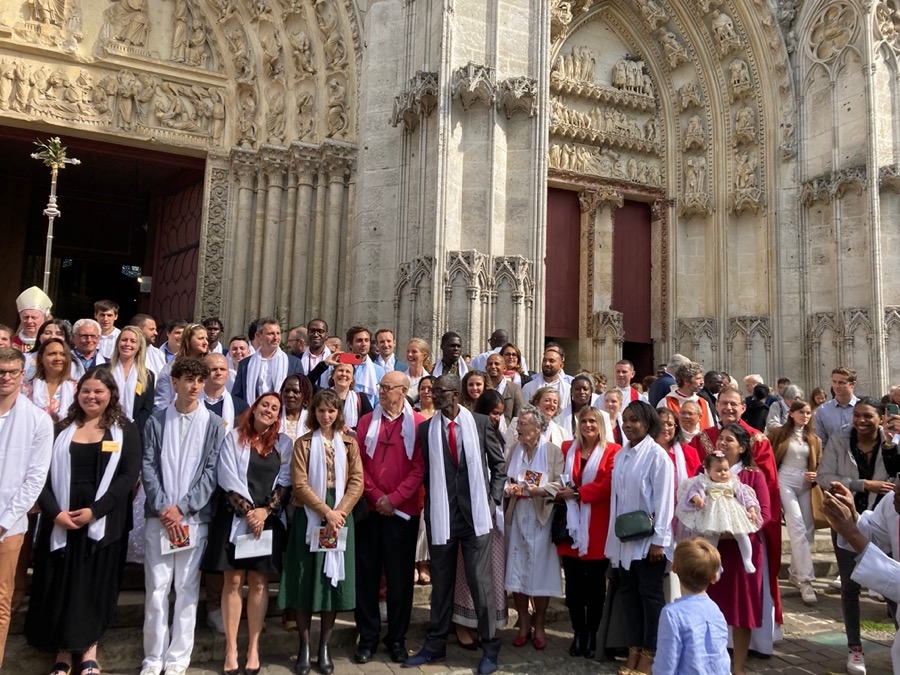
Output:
(1, 285), (900, 675)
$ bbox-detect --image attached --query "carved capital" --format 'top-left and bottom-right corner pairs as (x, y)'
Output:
(390, 71), (439, 131)
(579, 189), (623, 215)
(497, 76), (537, 119)
(452, 62), (496, 111)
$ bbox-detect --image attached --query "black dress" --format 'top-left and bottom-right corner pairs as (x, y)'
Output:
(202, 450), (287, 574)
(25, 426), (141, 652)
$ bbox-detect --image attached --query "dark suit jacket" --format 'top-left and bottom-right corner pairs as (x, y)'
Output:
(232, 351), (303, 408)
(698, 387), (719, 424)
(132, 370), (156, 434)
(416, 411), (506, 540)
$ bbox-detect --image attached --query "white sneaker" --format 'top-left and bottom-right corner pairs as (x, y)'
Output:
(788, 573), (801, 589)
(165, 667), (188, 675)
(206, 607), (225, 634)
(847, 647), (866, 674)
(800, 582), (817, 605)
(831, 575), (843, 589)
(139, 667), (162, 675)
(867, 589), (885, 602)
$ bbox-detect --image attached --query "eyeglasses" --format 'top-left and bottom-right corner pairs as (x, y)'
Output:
(308, 327), (326, 334)
(502, 353), (518, 359)
(0, 369), (23, 379)
(75, 334), (100, 340)
(378, 383), (405, 393)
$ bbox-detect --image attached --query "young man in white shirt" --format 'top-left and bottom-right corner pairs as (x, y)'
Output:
(140, 358), (226, 675)
(95, 299), (121, 360)
(0, 347), (53, 668)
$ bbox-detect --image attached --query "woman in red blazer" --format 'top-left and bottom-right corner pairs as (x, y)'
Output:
(556, 407), (621, 660)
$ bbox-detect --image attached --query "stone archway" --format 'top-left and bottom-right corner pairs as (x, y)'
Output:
(547, 0), (796, 379)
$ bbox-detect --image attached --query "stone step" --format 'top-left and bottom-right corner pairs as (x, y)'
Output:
(7, 597), (567, 673)
(780, 525), (834, 555)
(778, 553), (840, 581)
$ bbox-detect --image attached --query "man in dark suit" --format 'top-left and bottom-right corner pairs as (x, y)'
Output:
(699, 370), (724, 425)
(374, 328), (408, 372)
(230, 317), (302, 408)
(404, 375), (506, 675)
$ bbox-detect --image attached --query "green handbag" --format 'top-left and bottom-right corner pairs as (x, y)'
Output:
(614, 510), (654, 542)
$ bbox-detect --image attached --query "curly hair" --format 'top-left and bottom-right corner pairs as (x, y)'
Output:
(60, 366), (128, 430)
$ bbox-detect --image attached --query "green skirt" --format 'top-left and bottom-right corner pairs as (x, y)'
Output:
(278, 489), (356, 612)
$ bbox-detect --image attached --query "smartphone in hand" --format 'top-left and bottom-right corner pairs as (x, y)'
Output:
(337, 352), (364, 365)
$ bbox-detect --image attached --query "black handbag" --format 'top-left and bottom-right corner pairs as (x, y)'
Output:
(550, 503), (573, 546)
(614, 510), (654, 542)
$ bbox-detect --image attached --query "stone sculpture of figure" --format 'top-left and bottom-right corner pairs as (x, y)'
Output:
(729, 59), (750, 89)
(315, 0), (348, 71)
(296, 89), (315, 139)
(237, 88), (257, 147)
(260, 32), (283, 79)
(549, 143), (561, 169)
(644, 116), (657, 142)
(735, 152), (757, 190)
(227, 27), (253, 79)
(135, 72), (158, 124)
(639, 0), (667, 28)
(660, 30), (688, 69)
(735, 105), (755, 140)
(186, 21), (206, 66)
(643, 72), (655, 97)
(613, 59), (627, 89)
(266, 89), (286, 143)
(171, 0), (188, 62)
(684, 114), (704, 149)
(211, 90), (225, 141)
(0, 60), (14, 110)
(106, 0), (150, 46)
(11, 61), (31, 112)
(711, 11), (737, 44)
(326, 77), (348, 138)
(30, 0), (65, 26)
(288, 27), (316, 80)
(685, 157), (700, 193)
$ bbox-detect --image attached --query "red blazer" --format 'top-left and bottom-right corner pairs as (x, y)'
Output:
(556, 440), (621, 561)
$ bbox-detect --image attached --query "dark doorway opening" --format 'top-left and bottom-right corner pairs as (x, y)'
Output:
(0, 125), (204, 327)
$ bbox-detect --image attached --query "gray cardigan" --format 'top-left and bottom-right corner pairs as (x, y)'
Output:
(817, 431), (890, 511)
(141, 408), (226, 522)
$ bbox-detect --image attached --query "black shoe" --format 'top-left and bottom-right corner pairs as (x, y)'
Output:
(245, 668), (261, 675)
(295, 642), (311, 675)
(403, 648), (446, 667)
(353, 646), (374, 664)
(317, 643), (334, 675)
(568, 632), (583, 657)
(388, 642), (408, 663)
(584, 632), (597, 659)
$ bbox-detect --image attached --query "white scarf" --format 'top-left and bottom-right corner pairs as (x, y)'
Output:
(30, 379), (75, 419)
(507, 441), (548, 487)
(244, 350), (288, 404)
(161, 403), (211, 521)
(49, 423), (124, 552)
(342, 391), (360, 428)
(364, 401), (416, 460)
(300, 346), (331, 376)
(354, 357), (379, 399)
(427, 407), (492, 545)
(280, 409), (309, 441)
(432, 356), (469, 378)
(671, 440), (688, 485)
(564, 440), (604, 557)
(201, 390), (236, 428)
(112, 362), (139, 421)
(217, 430), (290, 544)
(306, 430), (347, 586)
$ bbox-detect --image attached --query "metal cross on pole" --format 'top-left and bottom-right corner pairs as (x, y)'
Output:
(31, 137), (80, 295)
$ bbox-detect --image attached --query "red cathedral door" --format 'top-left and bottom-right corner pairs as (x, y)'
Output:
(545, 187), (581, 339)
(612, 200), (653, 379)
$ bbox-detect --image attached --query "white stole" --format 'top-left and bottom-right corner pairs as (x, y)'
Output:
(354, 357), (379, 399)
(244, 351), (289, 403)
(217, 430), (291, 544)
(280, 409), (309, 442)
(507, 441), (549, 487)
(432, 357), (469, 378)
(342, 391), (360, 428)
(112, 362), (139, 421)
(306, 430), (347, 586)
(49, 423), (124, 551)
(564, 441), (604, 557)
(161, 403), (211, 521)
(29, 379), (75, 419)
(426, 407), (492, 545)
(671, 441), (689, 485)
(300, 347), (331, 376)
(364, 401), (416, 460)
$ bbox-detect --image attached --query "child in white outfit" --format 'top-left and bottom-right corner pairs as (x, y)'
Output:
(676, 451), (760, 573)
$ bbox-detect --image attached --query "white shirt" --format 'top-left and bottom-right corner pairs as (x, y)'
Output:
(521, 375), (571, 414)
(606, 435), (674, 570)
(376, 354), (396, 371)
(97, 327), (121, 360)
(145, 344), (166, 375)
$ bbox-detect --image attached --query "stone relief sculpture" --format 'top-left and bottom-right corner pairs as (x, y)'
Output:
(658, 30), (689, 69)
(225, 26), (253, 81)
(498, 76), (537, 119)
(326, 77), (348, 139)
(296, 89), (316, 140)
(683, 114), (705, 150)
(734, 105), (756, 144)
(16, 0), (83, 50)
(699, 0), (723, 12)
(315, 0), (349, 73)
(611, 58), (652, 96)
(103, 0), (150, 47)
(711, 11), (741, 55)
(266, 87), (286, 144)
(638, 0), (668, 30)
(644, 117), (657, 142)
(678, 82), (702, 110)
(452, 62), (496, 111)
(681, 156), (711, 217)
(550, 0), (573, 45)
(170, 0), (188, 62)
(553, 46), (596, 82)
(730, 151), (763, 215)
(185, 21), (208, 67)
(877, 4), (900, 45)
(728, 59), (752, 101)
(548, 142), (662, 187)
(237, 84), (257, 148)
(808, 3), (856, 63)
(287, 25), (316, 82)
(260, 29), (285, 81)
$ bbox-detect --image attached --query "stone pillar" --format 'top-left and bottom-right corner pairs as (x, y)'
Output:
(248, 166), (268, 313)
(279, 158), (299, 324)
(321, 157), (348, 328)
(309, 167), (328, 318)
(290, 155), (317, 327)
(259, 150), (287, 318)
(229, 155), (258, 329)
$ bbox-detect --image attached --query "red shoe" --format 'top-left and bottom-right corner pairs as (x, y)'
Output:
(533, 636), (548, 650)
(512, 633), (530, 648)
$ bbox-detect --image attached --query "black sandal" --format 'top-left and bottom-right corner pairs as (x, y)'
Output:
(49, 663), (71, 675)
(78, 660), (100, 675)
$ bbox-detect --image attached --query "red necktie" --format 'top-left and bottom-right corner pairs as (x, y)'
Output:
(448, 420), (459, 465)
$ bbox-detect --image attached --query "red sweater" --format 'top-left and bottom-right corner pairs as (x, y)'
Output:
(556, 440), (621, 561)
(356, 410), (426, 516)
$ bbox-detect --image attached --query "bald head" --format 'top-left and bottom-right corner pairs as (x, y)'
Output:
(378, 370), (410, 414)
(204, 352), (230, 391)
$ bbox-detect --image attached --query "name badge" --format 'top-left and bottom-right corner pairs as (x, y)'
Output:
(135, 382), (143, 396)
(102, 441), (121, 453)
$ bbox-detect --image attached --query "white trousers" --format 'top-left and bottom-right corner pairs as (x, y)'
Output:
(142, 518), (208, 671)
(778, 466), (815, 583)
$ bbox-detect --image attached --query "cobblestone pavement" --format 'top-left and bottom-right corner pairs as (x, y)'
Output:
(111, 577), (894, 675)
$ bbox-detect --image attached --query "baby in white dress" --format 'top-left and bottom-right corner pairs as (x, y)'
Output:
(676, 452), (761, 573)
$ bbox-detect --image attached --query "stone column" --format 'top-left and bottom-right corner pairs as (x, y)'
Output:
(248, 165), (269, 313)
(228, 155), (258, 329)
(279, 157), (299, 324)
(290, 154), (317, 326)
(321, 157), (348, 327)
(259, 149), (287, 318)
(308, 167), (328, 318)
